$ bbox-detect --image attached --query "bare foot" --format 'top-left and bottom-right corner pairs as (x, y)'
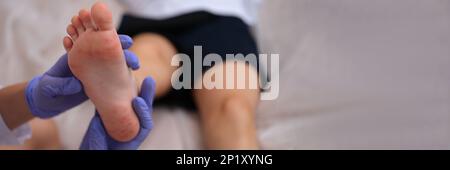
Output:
(65, 2), (139, 142)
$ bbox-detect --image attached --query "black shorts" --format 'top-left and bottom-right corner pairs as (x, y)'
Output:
(118, 11), (259, 110)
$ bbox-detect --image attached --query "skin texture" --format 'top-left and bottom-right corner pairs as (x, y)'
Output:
(66, 2), (139, 142)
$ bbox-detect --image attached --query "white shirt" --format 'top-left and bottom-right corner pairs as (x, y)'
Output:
(0, 85), (31, 145)
(118, 0), (262, 25)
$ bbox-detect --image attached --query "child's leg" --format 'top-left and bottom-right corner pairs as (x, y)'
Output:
(0, 119), (61, 150)
(193, 61), (260, 149)
(129, 33), (177, 97)
(24, 119), (62, 149)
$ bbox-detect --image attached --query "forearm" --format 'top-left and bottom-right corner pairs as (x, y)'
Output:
(0, 82), (34, 130)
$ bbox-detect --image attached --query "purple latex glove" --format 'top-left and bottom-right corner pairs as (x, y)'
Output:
(80, 77), (155, 150)
(26, 35), (140, 118)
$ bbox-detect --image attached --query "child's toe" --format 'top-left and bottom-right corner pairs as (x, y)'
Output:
(63, 36), (73, 52)
(91, 2), (114, 31)
(79, 9), (95, 30)
(71, 16), (85, 34)
(67, 24), (78, 41)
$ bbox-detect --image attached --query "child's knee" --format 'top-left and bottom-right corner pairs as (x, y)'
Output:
(221, 97), (253, 117)
(133, 33), (174, 50)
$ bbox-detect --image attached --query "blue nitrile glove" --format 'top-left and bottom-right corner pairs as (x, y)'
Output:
(26, 35), (140, 119)
(79, 77), (155, 150)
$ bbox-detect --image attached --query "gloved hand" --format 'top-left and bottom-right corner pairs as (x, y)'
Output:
(26, 35), (140, 119)
(80, 77), (155, 150)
